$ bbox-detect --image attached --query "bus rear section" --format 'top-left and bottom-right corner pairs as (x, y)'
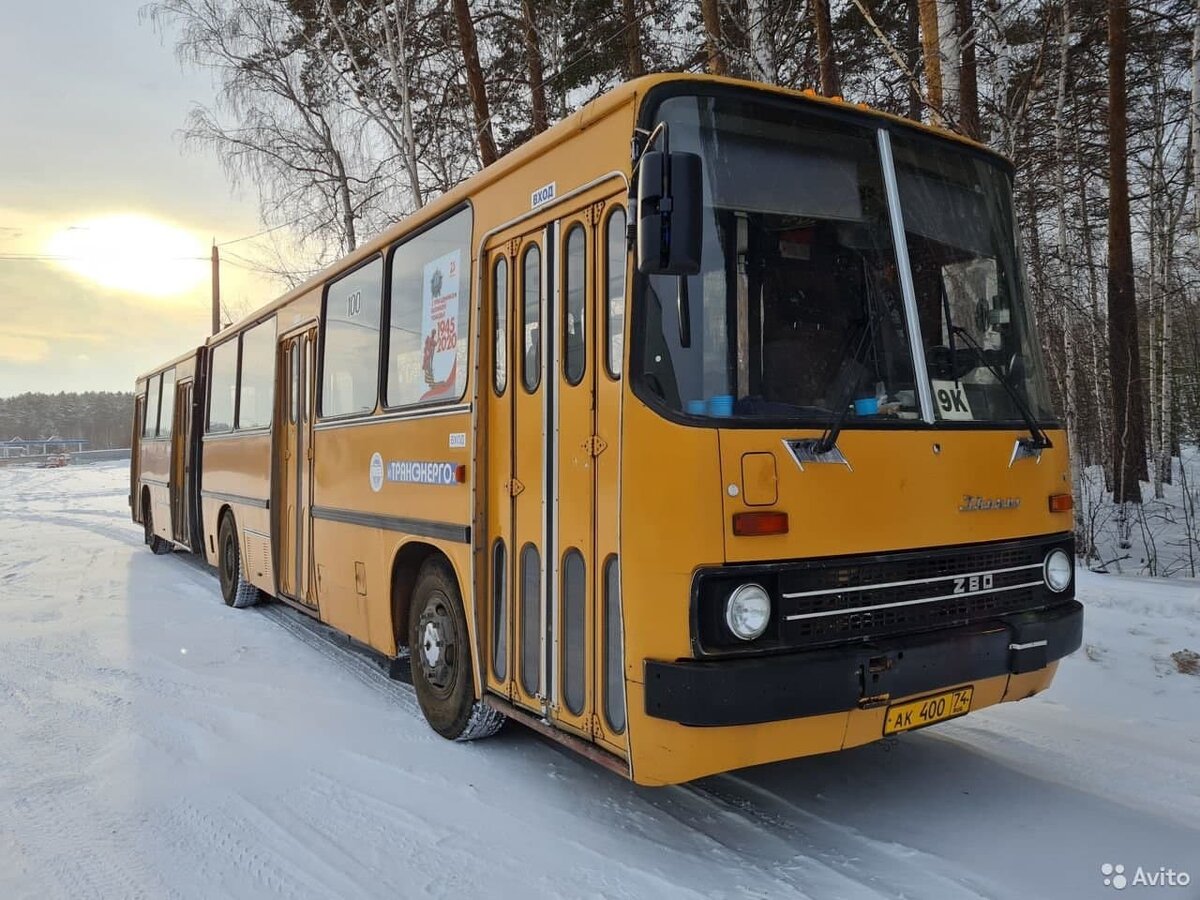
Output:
(132, 347), (205, 556)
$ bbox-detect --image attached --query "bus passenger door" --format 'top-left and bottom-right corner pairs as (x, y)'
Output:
(484, 224), (548, 713)
(551, 209), (598, 738)
(591, 197), (628, 757)
(171, 379), (193, 546)
(276, 326), (319, 610)
(131, 393), (143, 519)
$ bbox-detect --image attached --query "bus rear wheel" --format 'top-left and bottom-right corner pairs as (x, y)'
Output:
(218, 514), (260, 609)
(143, 497), (171, 555)
(409, 558), (505, 742)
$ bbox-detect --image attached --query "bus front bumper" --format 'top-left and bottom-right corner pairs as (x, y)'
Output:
(643, 600), (1082, 727)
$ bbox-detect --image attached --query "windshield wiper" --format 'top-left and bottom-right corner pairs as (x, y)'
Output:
(949, 325), (1052, 450)
(815, 322), (873, 454)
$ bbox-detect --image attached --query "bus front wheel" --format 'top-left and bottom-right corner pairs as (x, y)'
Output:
(218, 514), (260, 609)
(409, 558), (505, 742)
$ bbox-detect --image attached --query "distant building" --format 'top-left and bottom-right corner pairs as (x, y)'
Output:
(0, 438), (88, 459)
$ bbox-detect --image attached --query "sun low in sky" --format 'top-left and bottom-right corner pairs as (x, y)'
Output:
(45, 214), (209, 298)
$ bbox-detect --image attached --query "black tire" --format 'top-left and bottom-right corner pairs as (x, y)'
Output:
(143, 498), (172, 555)
(409, 558), (505, 741)
(217, 514), (260, 609)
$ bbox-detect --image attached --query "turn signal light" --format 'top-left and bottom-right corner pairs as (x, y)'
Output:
(1048, 493), (1073, 513)
(455, 464), (468, 483)
(732, 511), (789, 536)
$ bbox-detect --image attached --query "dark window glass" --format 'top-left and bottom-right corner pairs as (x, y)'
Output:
(143, 374), (161, 439)
(603, 555), (626, 733)
(520, 543), (540, 695)
(635, 94), (919, 423)
(563, 226), (586, 385)
(492, 540), (507, 681)
(606, 209), (626, 378)
(322, 257), (382, 417)
(158, 368), (175, 439)
(238, 318), (276, 429)
(493, 257), (508, 395)
(521, 245), (542, 392)
(289, 342), (298, 424)
(207, 339), (237, 433)
(562, 549), (586, 715)
(386, 208), (473, 408)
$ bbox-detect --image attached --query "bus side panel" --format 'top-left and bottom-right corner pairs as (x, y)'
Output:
(141, 439), (172, 541)
(201, 432), (275, 594)
(617, 397), (738, 783)
(309, 412), (474, 659)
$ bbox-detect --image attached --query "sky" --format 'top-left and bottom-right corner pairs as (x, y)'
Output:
(0, 0), (280, 396)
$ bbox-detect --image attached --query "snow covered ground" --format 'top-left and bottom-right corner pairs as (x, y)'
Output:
(1, 462), (1198, 900)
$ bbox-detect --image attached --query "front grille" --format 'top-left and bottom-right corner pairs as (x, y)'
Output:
(786, 583), (1041, 646)
(694, 534), (1073, 654)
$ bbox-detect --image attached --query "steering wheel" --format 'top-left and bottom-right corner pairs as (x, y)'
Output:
(926, 345), (983, 380)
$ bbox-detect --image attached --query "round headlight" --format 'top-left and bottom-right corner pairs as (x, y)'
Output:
(1043, 548), (1072, 593)
(725, 583), (771, 641)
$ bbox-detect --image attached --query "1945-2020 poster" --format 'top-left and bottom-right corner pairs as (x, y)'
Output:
(420, 249), (460, 401)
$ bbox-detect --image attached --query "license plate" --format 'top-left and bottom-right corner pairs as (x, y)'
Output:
(883, 687), (974, 735)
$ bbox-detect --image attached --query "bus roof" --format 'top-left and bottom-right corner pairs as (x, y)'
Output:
(211, 73), (1007, 343)
(136, 344), (204, 383)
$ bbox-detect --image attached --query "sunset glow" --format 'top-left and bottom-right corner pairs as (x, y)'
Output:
(45, 214), (208, 297)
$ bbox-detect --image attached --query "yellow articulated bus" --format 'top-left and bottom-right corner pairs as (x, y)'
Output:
(132, 73), (1081, 786)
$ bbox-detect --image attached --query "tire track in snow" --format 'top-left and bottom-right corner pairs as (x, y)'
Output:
(1, 510), (143, 549)
(686, 774), (1000, 899)
(254, 602), (424, 717)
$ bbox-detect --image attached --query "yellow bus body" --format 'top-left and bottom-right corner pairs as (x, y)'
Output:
(132, 74), (1080, 786)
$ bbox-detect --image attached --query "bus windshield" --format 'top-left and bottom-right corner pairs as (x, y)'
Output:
(891, 132), (1056, 423)
(633, 92), (1055, 427)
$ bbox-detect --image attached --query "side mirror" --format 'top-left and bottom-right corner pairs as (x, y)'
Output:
(636, 150), (702, 276)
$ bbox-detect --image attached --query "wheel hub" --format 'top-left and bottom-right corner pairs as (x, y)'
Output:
(422, 621), (443, 668)
(417, 597), (455, 694)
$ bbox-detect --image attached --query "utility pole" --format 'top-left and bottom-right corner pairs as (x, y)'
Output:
(211, 241), (221, 335)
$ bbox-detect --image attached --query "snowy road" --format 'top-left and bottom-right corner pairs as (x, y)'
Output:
(1, 463), (1198, 900)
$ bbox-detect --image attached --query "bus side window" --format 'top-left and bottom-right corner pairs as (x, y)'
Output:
(238, 319), (276, 430)
(605, 208), (626, 378)
(143, 373), (161, 439)
(158, 368), (175, 439)
(386, 207), (472, 408)
(493, 257), (508, 395)
(563, 225), (585, 385)
(522, 244), (542, 392)
(207, 338), (237, 433)
(321, 256), (383, 418)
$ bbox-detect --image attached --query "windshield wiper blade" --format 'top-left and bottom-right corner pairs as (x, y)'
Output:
(815, 323), (873, 454)
(950, 325), (1052, 450)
